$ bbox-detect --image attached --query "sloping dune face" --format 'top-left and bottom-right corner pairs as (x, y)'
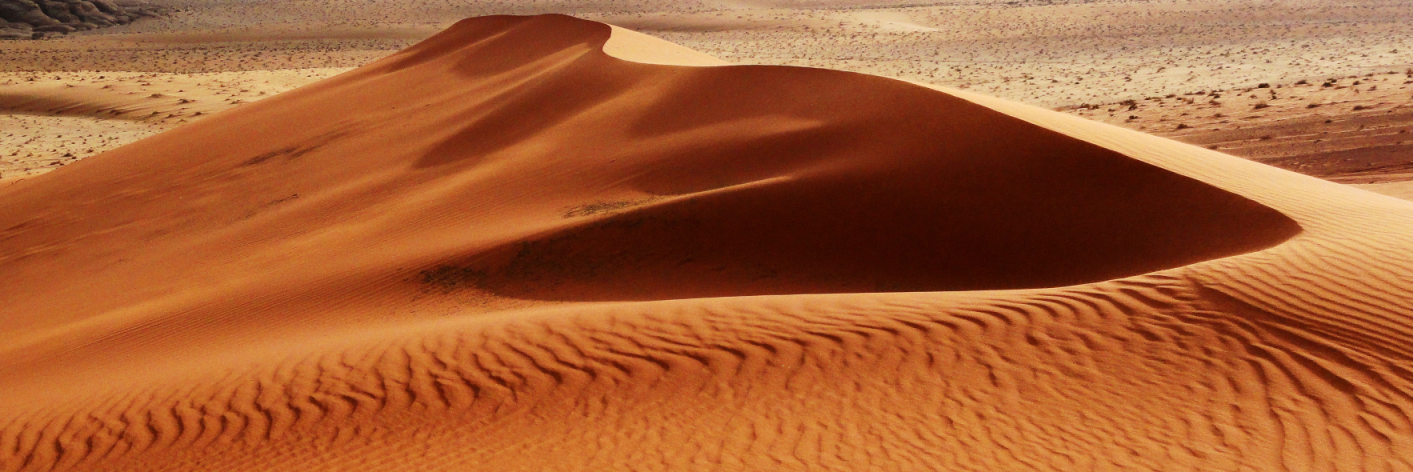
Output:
(0, 16), (1296, 307)
(4, 14), (1413, 472)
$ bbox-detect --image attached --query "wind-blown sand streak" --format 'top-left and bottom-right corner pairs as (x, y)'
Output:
(1, 14), (1411, 471)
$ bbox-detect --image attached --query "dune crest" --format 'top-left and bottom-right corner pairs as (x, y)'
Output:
(1, 14), (1411, 471)
(602, 25), (731, 66)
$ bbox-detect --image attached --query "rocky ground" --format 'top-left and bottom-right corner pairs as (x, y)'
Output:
(0, 0), (163, 39)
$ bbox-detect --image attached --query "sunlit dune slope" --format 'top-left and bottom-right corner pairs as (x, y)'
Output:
(2, 14), (1412, 472)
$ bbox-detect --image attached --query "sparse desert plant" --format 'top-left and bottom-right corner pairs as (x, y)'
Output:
(1253, 101), (1270, 110)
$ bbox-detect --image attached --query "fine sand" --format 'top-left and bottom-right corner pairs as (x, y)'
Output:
(4, 14), (1413, 471)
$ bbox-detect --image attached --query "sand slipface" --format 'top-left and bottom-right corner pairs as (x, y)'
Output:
(0, 14), (1410, 471)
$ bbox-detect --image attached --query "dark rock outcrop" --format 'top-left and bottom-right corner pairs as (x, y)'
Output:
(0, 0), (163, 39)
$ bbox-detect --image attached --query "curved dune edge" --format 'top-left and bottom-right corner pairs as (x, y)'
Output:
(601, 25), (731, 66)
(2, 14), (1413, 471)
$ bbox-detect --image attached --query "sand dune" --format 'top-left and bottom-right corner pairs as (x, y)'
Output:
(1, 75), (246, 120)
(2, 14), (1413, 471)
(0, 69), (345, 180)
(6, 0), (1410, 188)
(0, 69), (349, 121)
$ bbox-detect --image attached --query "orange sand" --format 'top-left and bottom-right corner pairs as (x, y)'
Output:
(1, 15), (1411, 471)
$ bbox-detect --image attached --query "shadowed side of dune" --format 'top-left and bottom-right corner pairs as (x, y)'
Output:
(368, 17), (1303, 300)
(451, 133), (1303, 299)
(0, 15), (1300, 334)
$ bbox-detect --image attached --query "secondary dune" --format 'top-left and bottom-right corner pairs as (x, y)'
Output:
(0, 14), (1411, 471)
(0, 69), (347, 122)
(0, 69), (347, 180)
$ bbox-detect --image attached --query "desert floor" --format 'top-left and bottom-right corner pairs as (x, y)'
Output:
(1063, 69), (1413, 197)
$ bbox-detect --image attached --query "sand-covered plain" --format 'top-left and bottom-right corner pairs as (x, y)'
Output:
(1066, 70), (1413, 182)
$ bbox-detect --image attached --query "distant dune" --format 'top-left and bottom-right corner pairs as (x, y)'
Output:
(2, 14), (1413, 471)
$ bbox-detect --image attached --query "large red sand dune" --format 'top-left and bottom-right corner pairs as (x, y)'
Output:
(2, 14), (1412, 471)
